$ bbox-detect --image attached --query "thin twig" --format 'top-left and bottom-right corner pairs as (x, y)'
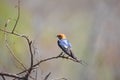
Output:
(0, 72), (23, 79)
(12, 0), (20, 33)
(4, 19), (27, 70)
(17, 52), (82, 75)
(44, 72), (51, 80)
(23, 36), (34, 79)
(5, 40), (27, 70)
(0, 28), (34, 62)
(0, 28), (22, 37)
(33, 52), (80, 68)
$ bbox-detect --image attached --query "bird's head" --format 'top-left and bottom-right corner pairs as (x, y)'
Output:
(57, 34), (66, 39)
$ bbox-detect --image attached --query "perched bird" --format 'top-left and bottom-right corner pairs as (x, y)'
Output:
(57, 34), (78, 61)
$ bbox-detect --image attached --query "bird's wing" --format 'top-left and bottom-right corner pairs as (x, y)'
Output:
(58, 39), (71, 48)
(57, 39), (72, 55)
(57, 39), (78, 60)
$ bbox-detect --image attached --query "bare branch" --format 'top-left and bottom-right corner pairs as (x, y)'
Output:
(0, 72), (23, 79)
(12, 0), (20, 33)
(0, 28), (22, 37)
(17, 52), (83, 75)
(23, 36), (34, 79)
(33, 52), (81, 68)
(5, 40), (27, 70)
(0, 24), (34, 80)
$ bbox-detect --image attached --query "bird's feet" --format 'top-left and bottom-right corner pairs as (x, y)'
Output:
(59, 52), (70, 59)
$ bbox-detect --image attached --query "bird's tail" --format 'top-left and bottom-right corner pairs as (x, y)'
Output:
(69, 50), (78, 61)
(70, 50), (88, 65)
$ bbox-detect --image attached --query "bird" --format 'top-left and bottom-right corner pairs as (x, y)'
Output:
(57, 34), (78, 61)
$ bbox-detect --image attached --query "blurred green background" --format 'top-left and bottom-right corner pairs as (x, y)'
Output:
(0, 0), (120, 80)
